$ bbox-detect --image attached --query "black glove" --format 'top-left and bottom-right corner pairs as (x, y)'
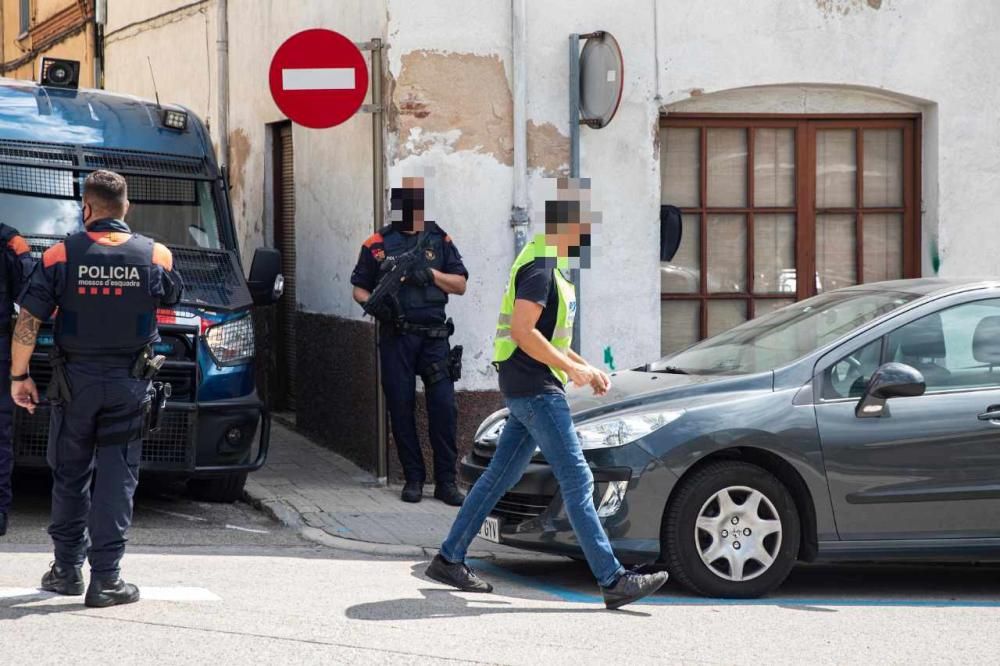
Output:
(405, 266), (434, 287)
(365, 297), (396, 323)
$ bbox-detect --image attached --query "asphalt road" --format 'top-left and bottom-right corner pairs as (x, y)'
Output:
(2, 472), (998, 664)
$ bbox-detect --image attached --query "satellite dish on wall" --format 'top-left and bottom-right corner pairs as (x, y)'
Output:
(578, 31), (624, 129)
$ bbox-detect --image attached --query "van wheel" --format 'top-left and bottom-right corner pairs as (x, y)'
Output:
(663, 461), (799, 598)
(187, 472), (248, 503)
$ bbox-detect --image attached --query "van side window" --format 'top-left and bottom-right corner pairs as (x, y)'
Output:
(887, 299), (1000, 392)
(822, 339), (882, 400)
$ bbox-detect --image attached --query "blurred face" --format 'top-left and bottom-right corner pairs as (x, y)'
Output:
(390, 176), (425, 233)
(541, 177), (599, 268)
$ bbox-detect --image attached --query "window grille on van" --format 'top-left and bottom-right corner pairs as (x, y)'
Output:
(0, 139), (211, 179)
(0, 165), (75, 198)
(126, 175), (197, 204)
(170, 247), (252, 311)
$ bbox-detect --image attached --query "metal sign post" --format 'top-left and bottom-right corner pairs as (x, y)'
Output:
(568, 30), (624, 355)
(568, 34), (582, 353)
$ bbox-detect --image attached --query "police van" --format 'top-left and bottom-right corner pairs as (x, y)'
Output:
(0, 62), (282, 501)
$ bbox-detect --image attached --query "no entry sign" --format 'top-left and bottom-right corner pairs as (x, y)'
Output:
(268, 29), (369, 129)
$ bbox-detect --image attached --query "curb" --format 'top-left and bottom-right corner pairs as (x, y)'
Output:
(244, 488), (506, 560)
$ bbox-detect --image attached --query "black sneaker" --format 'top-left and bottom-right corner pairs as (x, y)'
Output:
(601, 569), (669, 610)
(401, 480), (423, 503)
(433, 483), (465, 506)
(85, 575), (141, 608)
(0, 511), (7, 536)
(40, 562), (85, 596)
(425, 554), (493, 593)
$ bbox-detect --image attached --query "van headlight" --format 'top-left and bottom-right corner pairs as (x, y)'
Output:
(204, 314), (255, 366)
(576, 410), (684, 450)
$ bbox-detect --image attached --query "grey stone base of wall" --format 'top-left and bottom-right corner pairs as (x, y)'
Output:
(387, 389), (504, 483)
(287, 311), (503, 480)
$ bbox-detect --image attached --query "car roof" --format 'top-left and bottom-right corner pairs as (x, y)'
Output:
(0, 77), (209, 157)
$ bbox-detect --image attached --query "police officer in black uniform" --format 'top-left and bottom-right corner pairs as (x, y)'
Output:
(0, 224), (36, 536)
(351, 176), (468, 505)
(11, 170), (183, 607)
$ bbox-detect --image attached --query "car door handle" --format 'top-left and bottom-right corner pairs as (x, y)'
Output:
(978, 405), (1000, 421)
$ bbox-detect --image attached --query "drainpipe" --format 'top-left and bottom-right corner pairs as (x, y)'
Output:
(510, 0), (529, 253)
(216, 0), (229, 168)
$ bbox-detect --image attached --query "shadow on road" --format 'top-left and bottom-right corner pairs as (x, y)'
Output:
(344, 562), (650, 620)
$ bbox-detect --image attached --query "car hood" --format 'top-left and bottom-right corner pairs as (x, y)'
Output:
(566, 368), (772, 420)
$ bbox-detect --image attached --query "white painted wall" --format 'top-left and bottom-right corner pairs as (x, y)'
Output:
(104, 0), (1000, 393)
(655, 0), (1000, 280)
(106, 0), (386, 319)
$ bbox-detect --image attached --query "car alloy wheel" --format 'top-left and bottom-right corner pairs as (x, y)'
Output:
(695, 486), (782, 582)
(663, 460), (800, 598)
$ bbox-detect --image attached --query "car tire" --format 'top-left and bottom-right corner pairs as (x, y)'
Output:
(187, 472), (248, 503)
(663, 461), (800, 598)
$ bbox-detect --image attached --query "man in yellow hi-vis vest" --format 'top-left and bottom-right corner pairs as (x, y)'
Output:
(426, 179), (669, 610)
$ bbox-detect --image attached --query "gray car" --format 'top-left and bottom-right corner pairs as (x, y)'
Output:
(462, 278), (1000, 598)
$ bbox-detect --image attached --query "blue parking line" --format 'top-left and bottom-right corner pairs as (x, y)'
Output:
(468, 559), (1000, 608)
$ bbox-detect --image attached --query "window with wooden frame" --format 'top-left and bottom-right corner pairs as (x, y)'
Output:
(659, 115), (920, 356)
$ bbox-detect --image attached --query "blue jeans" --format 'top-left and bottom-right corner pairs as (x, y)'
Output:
(440, 393), (624, 588)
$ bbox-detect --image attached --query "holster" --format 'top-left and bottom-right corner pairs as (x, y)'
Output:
(46, 348), (72, 405)
(146, 381), (172, 433)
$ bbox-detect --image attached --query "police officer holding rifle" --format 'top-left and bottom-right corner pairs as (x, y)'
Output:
(11, 170), (182, 607)
(351, 176), (467, 505)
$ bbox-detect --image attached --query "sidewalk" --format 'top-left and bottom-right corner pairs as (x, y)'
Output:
(244, 421), (521, 558)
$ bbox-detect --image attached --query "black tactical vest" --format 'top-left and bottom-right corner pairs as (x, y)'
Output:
(56, 231), (160, 355)
(381, 227), (448, 314)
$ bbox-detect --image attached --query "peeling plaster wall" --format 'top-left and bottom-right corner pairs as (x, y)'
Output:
(657, 0), (1000, 279)
(386, 0), (660, 384)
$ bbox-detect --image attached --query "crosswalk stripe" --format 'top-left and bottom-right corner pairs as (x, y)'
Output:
(0, 586), (220, 602)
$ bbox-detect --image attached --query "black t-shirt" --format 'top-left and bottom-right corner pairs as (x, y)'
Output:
(497, 259), (567, 397)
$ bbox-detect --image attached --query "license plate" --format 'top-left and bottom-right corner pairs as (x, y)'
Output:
(478, 516), (501, 543)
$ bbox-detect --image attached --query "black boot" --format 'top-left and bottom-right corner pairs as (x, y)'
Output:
(601, 570), (669, 610)
(0, 511), (7, 536)
(425, 554), (493, 592)
(40, 562), (85, 596)
(433, 482), (465, 506)
(401, 480), (423, 503)
(85, 575), (140, 608)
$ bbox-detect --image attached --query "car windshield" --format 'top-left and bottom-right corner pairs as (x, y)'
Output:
(651, 289), (919, 375)
(0, 179), (223, 249)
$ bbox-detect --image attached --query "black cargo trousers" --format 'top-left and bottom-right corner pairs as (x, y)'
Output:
(47, 360), (151, 578)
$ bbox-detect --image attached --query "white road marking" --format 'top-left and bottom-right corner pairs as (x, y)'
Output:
(145, 507), (208, 522)
(282, 67), (354, 91)
(0, 587), (220, 602)
(224, 524), (270, 534)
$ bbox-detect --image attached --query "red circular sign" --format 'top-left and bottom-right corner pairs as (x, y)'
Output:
(268, 29), (369, 129)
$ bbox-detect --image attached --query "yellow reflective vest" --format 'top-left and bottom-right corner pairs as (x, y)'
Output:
(492, 238), (576, 385)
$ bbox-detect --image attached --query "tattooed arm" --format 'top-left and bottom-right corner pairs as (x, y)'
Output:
(10, 309), (41, 413)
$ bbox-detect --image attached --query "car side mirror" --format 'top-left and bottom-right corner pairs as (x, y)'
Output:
(855, 362), (925, 418)
(247, 247), (284, 305)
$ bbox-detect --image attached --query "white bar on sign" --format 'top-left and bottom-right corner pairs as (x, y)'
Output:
(282, 68), (355, 91)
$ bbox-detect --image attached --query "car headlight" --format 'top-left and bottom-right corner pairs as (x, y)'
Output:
(204, 314), (255, 366)
(474, 409), (509, 444)
(575, 409), (684, 450)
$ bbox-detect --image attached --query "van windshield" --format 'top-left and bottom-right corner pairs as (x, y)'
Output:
(0, 179), (223, 249)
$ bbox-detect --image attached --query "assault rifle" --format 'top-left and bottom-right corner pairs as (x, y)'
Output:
(363, 232), (433, 327)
